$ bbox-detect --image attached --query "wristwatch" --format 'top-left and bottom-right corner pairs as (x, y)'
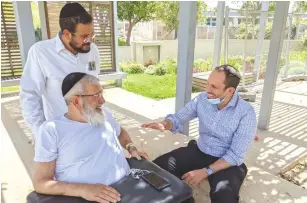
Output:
(205, 167), (214, 176)
(125, 143), (136, 151)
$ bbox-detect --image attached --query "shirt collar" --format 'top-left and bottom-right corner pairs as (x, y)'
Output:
(56, 32), (67, 53)
(227, 91), (239, 107)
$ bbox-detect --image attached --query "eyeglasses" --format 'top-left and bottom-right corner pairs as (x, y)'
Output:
(76, 92), (103, 100)
(216, 65), (241, 79)
(71, 32), (96, 43)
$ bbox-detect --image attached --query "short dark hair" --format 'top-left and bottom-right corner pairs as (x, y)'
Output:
(59, 3), (93, 33)
(214, 64), (241, 89)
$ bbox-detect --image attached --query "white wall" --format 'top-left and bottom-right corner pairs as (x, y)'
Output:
(118, 46), (132, 62)
(118, 40), (303, 63)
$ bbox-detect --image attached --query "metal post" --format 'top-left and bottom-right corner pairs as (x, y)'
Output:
(296, 23), (300, 39)
(38, 1), (48, 40)
(242, 9), (248, 88)
(258, 1), (290, 130)
(212, 1), (225, 69)
(283, 15), (292, 77)
(13, 1), (36, 66)
(254, 2), (269, 81)
(252, 16), (255, 40)
(224, 6), (229, 64)
(113, 1), (122, 86)
(175, 1), (197, 135)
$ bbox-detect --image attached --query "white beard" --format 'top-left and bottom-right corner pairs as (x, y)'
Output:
(82, 104), (105, 127)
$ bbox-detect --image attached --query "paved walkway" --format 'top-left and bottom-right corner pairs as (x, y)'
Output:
(1, 81), (307, 203)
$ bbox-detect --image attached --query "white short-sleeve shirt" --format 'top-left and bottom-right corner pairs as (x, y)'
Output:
(34, 108), (130, 185)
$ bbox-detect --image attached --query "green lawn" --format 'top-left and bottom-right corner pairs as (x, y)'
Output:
(1, 85), (20, 93)
(123, 73), (177, 100)
(1, 74), (193, 101)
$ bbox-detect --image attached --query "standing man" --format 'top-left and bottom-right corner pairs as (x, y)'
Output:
(20, 3), (100, 138)
(142, 65), (257, 203)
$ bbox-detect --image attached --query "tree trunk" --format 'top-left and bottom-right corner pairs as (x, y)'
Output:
(126, 21), (133, 46)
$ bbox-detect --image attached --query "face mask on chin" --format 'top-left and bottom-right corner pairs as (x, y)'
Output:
(207, 91), (228, 105)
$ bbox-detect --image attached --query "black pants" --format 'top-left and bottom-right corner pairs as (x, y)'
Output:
(153, 141), (248, 203)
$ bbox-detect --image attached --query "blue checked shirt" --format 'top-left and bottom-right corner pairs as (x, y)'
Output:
(166, 92), (257, 166)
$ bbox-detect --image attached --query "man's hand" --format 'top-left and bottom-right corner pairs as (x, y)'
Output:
(181, 169), (208, 187)
(80, 184), (121, 203)
(141, 121), (166, 131)
(129, 146), (150, 160)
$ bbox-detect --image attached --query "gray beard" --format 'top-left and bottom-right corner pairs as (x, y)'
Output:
(82, 105), (105, 127)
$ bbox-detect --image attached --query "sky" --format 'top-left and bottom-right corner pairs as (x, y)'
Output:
(205, 1), (244, 10)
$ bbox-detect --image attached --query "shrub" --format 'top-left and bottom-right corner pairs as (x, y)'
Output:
(193, 58), (212, 72)
(144, 64), (167, 75)
(144, 60), (156, 67)
(154, 64), (168, 75)
(159, 57), (177, 74)
(226, 56), (244, 71)
(118, 37), (126, 46)
(120, 62), (144, 74)
(144, 65), (156, 75)
(283, 61), (306, 76)
(288, 66), (306, 75)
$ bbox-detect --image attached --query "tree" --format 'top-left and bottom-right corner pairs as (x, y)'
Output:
(117, 1), (157, 45)
(155, 1), (207, 39)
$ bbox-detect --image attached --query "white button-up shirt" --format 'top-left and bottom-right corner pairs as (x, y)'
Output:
(19, 34), (100, 137)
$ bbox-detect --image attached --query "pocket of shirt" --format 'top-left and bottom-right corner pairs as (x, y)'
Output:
(85, 62), (99, 76)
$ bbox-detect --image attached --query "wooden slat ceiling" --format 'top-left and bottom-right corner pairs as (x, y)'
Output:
(1, 1), (23, 80)
(45, 1), (115, 72)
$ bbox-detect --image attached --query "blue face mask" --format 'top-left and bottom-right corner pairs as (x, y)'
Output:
(207, 93), (227, 105)
(207, 97), (223, 105)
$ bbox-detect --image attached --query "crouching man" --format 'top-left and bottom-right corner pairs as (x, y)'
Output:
(32, 72), (148, 203)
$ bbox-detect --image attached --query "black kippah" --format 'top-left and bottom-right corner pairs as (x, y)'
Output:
(60, 3), (87, 19)
(62, 72), (86, 96)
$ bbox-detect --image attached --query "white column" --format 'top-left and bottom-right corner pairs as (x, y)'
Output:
(304, 56), (307, 75)
(258, 1), (290, 130)
(283, 15), (292, 77)
(113, 1), (119, 72)
(113, 1), (122, 86)
(38, 1), (48, 40)
(254, 1), (269, 80)
(13, 1), (36, 66)
(212, 1), (225, 69)
(175, 1), (197, 135)
(224, 6), (229, 64)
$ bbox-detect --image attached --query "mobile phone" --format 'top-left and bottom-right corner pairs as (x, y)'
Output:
(141, 172), (171, 191)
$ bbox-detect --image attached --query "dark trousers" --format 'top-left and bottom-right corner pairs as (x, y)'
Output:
(153, 141), (248, 203)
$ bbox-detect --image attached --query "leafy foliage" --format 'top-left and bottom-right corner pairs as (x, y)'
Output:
(117, 1), (157, 45)
(155, 2), (207, 35)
